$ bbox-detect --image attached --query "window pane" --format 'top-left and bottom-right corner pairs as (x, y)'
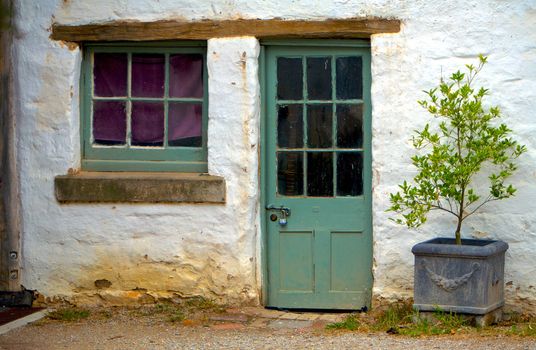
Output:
(307, 152), (333, 196)
(168, 103), (202, 147)
(278, 105), (303, 148)
(93, 101), (126, 145)
(307, 57), (331, 100)
(277, 58), (303, 100)
(336, 57), (362, 100)
(307, 104), (332, 148)
(132, 54), (165, 98)
(337, 152), (363, 196)
(93, 53), (127, 97)
(278, 152), (304, 196)
(131, 102), (164, 146)
(337, 104), (363, 148)
(169, 54), (203, 98)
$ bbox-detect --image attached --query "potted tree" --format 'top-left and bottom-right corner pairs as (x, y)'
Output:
(388, 55), (526, 322)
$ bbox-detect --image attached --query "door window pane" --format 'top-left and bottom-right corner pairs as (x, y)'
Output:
(337, 152), (363, 196)
(132, 54), (165, 98)
(93, 53), (127, 97)
(336, 57), (362, 100)
(277, 58), (303, 100)
(131, 102), (164, 146)
(168, 103), (202, 147)
(278, 105), (303, 148)
(278, 152), (304, 196)
(169, 54), (203, 98)
(307, 152), (333, 196)
(307, 57), (331, 100)
(307, 104), (332, 148)
(93, 101), (126, 145)
(337, 104), (363, 148)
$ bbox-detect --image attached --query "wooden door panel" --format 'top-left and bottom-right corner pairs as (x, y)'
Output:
(264, 42), (372, 310)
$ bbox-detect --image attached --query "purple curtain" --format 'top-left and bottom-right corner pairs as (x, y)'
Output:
(169, 54), (203, 98)
(93, 53), (127, 97)
(168, 103), (202, 146)
(131, 102), (164, 146)
(132, 54), (165, 98)
(92, 52), (204, 147)
(93, 101), (126, 144)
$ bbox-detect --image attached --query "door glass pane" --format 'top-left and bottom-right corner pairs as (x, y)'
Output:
(307, 104), (332, 148)
(169, 54), (203, 98)
(131, 102), (164, 146)
(337, 104), (363, 148)
(93, 53), (127, 97)
(337, 152), (363, 196)
(336, 56), (362, 100)
(277, 58), (303, 100)
(278, 105), (303, 148)
(307, 57), (331, 100)
(93, 101), (126, 145)
(168, 103), (202, 147)
(278, 152), (304, 196)
(132, 54), (165, 98)
(307, 152), (333, 196)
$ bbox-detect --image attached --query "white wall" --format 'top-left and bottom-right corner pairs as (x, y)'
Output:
(11, 0), (536, 311)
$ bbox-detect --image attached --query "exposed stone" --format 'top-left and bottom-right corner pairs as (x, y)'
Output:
(267, 319), (313, 330)
(55, 172), (226, 203)
(209, 314), (249, 323)
(210, 322), (246, 330)
(94, 279), (112, 289)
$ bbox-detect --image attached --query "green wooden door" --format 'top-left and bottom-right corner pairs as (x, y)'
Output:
(263, 42), (372, 310)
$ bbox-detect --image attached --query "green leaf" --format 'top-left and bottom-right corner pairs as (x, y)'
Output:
(387, 56), (525, 239)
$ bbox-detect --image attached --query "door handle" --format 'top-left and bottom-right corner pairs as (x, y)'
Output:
(265, 204), (291, 217)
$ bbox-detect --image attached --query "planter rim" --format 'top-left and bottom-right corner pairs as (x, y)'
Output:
(412, 237), (508, 258)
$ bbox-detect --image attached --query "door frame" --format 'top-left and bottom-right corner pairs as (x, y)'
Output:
(259, 39), (373, 307)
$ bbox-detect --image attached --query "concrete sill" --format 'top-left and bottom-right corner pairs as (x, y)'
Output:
(55, 172), (226, 204)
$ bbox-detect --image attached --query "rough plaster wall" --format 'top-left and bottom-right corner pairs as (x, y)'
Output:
(11, 0), (536, 311)
(14, 2), (260, 305)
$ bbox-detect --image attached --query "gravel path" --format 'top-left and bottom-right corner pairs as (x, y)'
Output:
(0, 317), (535, 350)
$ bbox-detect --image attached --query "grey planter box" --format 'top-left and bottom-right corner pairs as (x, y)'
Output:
(412, 238), (508, 315)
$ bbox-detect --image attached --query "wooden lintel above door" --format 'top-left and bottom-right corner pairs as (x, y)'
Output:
(51, 18), (400, 42)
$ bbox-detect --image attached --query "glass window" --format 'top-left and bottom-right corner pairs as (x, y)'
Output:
(82, 44), (208, 172)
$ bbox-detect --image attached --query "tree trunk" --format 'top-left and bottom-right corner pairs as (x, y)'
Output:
(455, 219), (462, 245)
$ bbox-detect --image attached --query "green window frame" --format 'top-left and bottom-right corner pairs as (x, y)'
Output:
(81, 42), (208, 172)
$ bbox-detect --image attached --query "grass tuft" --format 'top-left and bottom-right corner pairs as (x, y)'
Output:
(507, 322), (536, 337)
(326, 314), (360, 331)
(372, 302), (414, 332)
(398, 309), (469, 336)
(183, 297), (226, 312)
(47, 308), (90, 322)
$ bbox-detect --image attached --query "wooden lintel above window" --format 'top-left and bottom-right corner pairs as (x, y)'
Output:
(51, 18), (401, 42)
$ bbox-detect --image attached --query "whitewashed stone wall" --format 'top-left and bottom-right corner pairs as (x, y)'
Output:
(10, 0), (536, 311)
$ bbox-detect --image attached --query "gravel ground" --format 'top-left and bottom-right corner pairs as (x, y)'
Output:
(0, 317), (535, 350)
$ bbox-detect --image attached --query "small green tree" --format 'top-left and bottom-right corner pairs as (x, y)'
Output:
(388, 55), (526, 245)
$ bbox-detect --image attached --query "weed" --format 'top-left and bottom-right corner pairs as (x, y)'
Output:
(47, 308), (90, 322)
(168, 311), (186, 323)
(398, 309), (469, 336)
(507, 322), (536, 337)
(372, 302), (414, 331)
(98, 309), (113, 319)
(326, 314), (360, 331)
(183, 297), (225, 312)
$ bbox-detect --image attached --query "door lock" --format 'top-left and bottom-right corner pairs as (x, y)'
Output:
(265, 204), (291, 226)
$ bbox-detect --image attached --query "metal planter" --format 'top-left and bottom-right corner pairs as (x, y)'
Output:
(412, 237), (508, 315)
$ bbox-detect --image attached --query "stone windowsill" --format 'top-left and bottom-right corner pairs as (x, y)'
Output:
(55, 172), (226, 204)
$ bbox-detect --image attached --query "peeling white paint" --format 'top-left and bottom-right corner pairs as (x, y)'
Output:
(10, 0), (536, 312)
